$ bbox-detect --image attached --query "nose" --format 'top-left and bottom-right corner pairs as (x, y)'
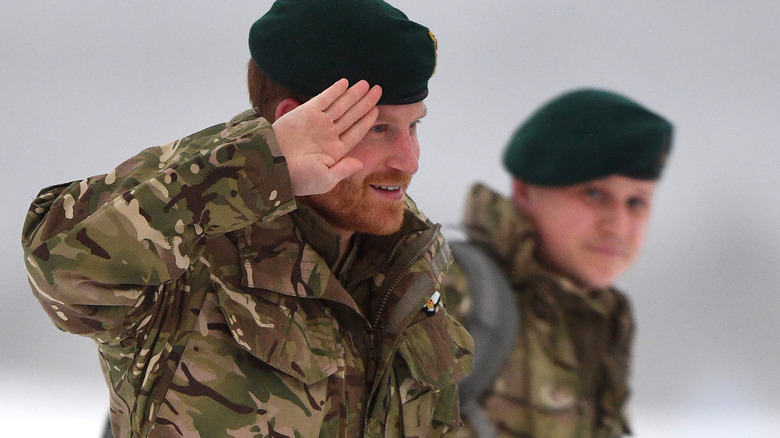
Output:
(598, 203), (631, 237)
(386, 131), (419, 175)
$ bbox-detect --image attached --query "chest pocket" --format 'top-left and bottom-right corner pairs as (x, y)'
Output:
(152, 283), (340, 438)
(212, 275), (339, 385)
(395, 309), (474, 433)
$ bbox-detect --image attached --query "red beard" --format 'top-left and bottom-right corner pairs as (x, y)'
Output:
(301, 170), (411, 235)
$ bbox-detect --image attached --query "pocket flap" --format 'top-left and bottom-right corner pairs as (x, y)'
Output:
(397, 311), (474, 391)
(212, 275), (339, 385)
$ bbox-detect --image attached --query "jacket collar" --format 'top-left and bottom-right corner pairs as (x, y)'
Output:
(233, 202), (354, 312)
(462, 182), (544, 285)
(233, 196), (445, 312)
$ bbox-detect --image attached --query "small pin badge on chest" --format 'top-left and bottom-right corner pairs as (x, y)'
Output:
(422, 291), (441, 317)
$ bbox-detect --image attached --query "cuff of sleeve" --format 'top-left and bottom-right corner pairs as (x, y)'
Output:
(233, 115), (297, 224)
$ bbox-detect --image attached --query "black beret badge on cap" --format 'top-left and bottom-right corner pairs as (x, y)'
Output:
(249, 0), (437, 105)
(428, 30), (438, 75)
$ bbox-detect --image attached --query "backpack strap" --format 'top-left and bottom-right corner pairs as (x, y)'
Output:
(449, 240), (520, 438)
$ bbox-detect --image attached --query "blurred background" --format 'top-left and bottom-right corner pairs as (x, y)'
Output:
(2, 1), (778, 436)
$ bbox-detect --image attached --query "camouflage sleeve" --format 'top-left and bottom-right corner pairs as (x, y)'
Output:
(21, 114), (295, 335)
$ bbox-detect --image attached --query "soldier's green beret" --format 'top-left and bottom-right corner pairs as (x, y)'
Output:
(503, 89), (673, 186)
(249, 0), (437, 105)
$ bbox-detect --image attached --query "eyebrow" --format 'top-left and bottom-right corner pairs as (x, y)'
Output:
(633, 187), (656, 198)
(580, 181), (656, 198)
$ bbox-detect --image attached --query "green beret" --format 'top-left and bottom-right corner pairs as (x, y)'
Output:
(503, 89), (673, 186)
(249, 0), (437, 105)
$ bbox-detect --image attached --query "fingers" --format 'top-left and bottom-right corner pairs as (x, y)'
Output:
(324, 81), (382, 150)
(339, 105), (379, 147)
(333, 83), (382, 134)
(325, 80), (369, 119)
(309, 78), (350, 112)
(307, 78), (383, 126)
(326, 80), (369, 117)
(314, 79), (380, 124)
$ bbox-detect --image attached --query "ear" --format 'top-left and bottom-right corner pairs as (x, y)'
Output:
(511, 178), (534, 214)
(274, 97), (302, 122)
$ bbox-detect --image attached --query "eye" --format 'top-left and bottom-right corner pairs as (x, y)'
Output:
(627, 197), (648, 210)
(585, 188), (603, 200)
(371, 125), (387, 133)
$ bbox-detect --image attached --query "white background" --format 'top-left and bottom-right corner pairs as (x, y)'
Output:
(2, 1), (779, 436)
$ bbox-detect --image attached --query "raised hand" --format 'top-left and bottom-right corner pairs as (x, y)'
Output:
(272, 79), (383, 196)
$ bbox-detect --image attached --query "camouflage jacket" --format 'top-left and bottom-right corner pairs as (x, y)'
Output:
(443, 183), (633, 438)
(22, 110), (474, 438)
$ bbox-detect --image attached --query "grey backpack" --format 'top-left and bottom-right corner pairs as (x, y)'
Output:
(449, 241), (520, 438)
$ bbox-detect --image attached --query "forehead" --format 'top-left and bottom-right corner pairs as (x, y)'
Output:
(376, 101), (427, 122)
(582, 175), (658, 195)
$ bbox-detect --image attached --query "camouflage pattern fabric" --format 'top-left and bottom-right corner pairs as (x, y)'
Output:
(442, 183), (633, 438)
(22, 109), (474, 438)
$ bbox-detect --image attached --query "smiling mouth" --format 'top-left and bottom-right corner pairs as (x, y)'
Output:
(371, 184), (402, 192)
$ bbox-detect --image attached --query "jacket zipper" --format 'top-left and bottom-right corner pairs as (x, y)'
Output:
(371, 226), (438, 330)
(363, 224), (440, 392)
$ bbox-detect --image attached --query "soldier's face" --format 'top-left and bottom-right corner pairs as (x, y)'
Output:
(513, 175), (657, 290)
(304, 101), (426, 235)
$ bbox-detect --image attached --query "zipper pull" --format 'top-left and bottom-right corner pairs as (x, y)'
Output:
(365, 328), (377, 385)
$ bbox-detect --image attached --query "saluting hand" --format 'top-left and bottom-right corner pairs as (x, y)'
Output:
(272, 79), (382, 196)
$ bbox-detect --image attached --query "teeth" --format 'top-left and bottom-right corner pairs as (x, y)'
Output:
(374, 185), (400, 191)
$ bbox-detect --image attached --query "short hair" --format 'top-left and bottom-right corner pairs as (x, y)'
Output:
(246, 60), (308, 121)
